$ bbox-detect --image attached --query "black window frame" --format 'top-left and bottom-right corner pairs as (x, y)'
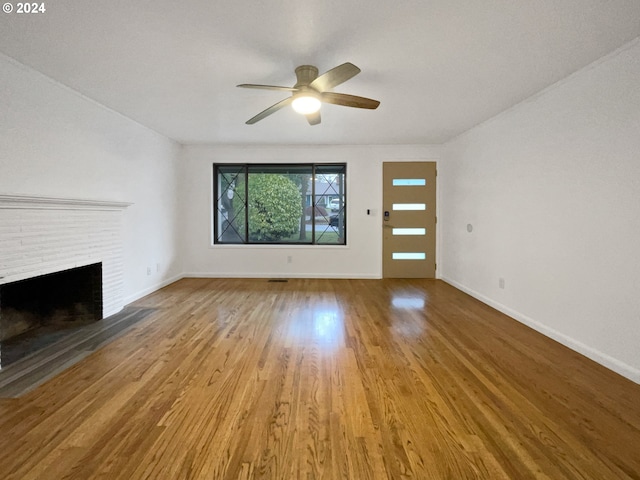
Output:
(213, 163), (347, 245)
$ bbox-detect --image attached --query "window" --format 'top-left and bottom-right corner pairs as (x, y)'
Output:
(213, 164), (346, 245)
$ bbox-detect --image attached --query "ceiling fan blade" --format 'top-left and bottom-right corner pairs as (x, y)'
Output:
(310, 62), (361, 92)
(245, 97), (293, 124)
(321, 92), (380, 109)
(237, 84), (298, 92)
(306, 111), (321, 126)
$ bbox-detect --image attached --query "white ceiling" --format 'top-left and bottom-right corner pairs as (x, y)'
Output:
(2, 0), (639, 145)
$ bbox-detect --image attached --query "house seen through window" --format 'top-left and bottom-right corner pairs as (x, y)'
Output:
(213, 164), (346, 245)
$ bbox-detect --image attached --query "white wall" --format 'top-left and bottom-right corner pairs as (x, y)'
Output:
(0, 54), (183, 304)
(440, 39), (640, 383)
(181, 144), (441, 278)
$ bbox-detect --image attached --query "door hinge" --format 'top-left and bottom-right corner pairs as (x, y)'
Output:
(435, 216), (437, 224)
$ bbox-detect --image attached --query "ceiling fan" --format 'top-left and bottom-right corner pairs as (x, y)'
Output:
(237, 62), (380, 125)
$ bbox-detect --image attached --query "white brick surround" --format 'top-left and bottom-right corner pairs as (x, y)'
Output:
(0, 194), (131, 317)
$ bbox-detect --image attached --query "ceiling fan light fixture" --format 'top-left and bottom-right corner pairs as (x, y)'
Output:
(292, 95), (321, 115)
(238, 62), (379, 125)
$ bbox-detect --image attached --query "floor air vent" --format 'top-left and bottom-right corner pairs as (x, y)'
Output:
(268, 279), (289, 283)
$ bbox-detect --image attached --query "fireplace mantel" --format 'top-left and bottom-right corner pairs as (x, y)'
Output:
(0, 194), (131, 211)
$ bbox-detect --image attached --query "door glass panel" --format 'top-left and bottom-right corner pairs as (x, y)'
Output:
(392, 252), (426, 260)
(392, 203), (426, 211)
(392, 179), (426, 186)
(392, 228), (426, 236)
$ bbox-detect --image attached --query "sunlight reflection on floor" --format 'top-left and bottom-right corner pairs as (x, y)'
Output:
(390, 291), (427, 338)
(287, 302), (344, 352)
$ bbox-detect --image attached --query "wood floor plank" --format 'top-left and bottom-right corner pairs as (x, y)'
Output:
(0, 278), (639, 479)
(0, 307), (155, 397)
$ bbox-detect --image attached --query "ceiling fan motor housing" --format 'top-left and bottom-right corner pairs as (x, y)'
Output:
(294, 65), (319, 88)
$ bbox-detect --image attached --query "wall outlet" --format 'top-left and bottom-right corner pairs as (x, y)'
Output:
(499, 278), (505, 289)
(156, 262), (160, 272)
(287, 256), (292, 264)
(147, 267), (152, 276)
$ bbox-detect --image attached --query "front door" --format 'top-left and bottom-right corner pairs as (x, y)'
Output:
(382, 162), (436, 278)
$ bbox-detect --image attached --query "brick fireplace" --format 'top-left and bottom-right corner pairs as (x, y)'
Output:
(0, 194), (130, 356)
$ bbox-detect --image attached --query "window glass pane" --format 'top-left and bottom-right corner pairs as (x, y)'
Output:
(392, 228), (426, 235)
(392, 203), (426, 211)
(215, 166), (247, 243)
(392, 252), (426, 260)
(314, 165), (346, 245)
(246, 171), (310, 243)
(213, 164), (346, 245)
(392, 179), (426, 186)
(248, 165), (310, 175)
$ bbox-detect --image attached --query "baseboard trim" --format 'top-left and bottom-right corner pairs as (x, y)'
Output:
(441, 276), (640, 385)
(122, 272), (380, 306)
(183, 272), (381, 280)
(123, 274), (185, 306)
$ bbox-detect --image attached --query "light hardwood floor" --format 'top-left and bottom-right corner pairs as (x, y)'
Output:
(0, 278), (639, 479)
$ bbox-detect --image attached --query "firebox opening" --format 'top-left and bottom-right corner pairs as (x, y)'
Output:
(0, 263), (103, 342)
